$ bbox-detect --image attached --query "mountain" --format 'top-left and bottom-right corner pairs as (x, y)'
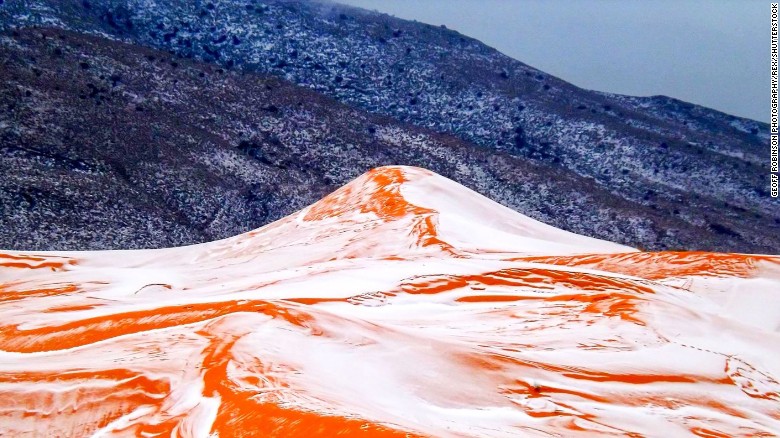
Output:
(0, 27), (680, 251)
(1, 166), (778, 437)
(1, 0), (778, 253)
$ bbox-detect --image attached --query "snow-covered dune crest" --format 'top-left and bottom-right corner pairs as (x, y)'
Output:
(0, 166), (778, 437)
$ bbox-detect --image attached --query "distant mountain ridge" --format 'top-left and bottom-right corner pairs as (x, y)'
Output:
(0, 0), (777, 252)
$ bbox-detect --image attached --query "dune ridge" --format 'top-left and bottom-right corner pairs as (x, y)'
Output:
(0, 166), (778, 437)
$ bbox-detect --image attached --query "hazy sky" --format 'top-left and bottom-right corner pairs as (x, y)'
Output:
(337, 0), (765, 122)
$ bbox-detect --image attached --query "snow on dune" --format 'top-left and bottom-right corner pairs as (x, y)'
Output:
(0, 166), (778, 437)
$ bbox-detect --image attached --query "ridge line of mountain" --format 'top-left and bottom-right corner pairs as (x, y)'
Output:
(0, 1), (777, 252)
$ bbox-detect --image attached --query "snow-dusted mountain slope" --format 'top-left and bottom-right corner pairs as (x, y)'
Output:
(0, 166), (778, 437)
(1, 1), (778, 253)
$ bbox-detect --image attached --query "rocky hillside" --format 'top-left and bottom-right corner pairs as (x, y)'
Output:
(0, 0), (777, 252)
